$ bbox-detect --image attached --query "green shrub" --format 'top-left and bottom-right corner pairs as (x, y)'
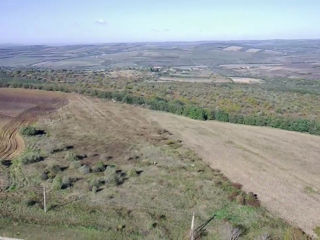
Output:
(314, 226), (320, 239)
(88, 177), (105, 191)
(20, 126), (37, 136)
(104, 168), (126, 186)
(20, 126), (44, 136)
(52, 176), (63, 190)
(19, 150), (43, 165)
(61, 176), (72, 189)
(92, 161), (106, 172)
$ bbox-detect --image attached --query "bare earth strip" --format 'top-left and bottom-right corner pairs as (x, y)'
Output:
(145, 111), (320, 236)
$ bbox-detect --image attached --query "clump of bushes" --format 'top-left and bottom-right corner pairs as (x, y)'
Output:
(40, 171), (49, 180)
(52, 176), (62, 190)
(128, 168), (143, 177)
(104, 167), (127, 186)
(88, 177), (105, 192)
(20, 126), (45, 136)
(61, 176), (72, 189)
(19, 150), (43, 165)
(52, 175), (73, 190)
(92, 161), (106, 172)
(43, 164), (67, 179)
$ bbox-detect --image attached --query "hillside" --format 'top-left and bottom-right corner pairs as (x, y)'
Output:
(147, 110), (320, 236)
(0, 88), (314, 239)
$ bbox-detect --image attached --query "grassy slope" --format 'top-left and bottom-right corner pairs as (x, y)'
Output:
(0, 92), (309, 239)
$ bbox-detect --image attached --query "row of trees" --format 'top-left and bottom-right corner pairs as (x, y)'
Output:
(1, 79), (320, 135)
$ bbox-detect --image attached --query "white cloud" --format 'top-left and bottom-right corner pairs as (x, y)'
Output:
(95, 19), (107, 25)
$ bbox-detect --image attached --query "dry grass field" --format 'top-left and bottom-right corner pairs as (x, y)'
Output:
(147, 111), (320, 236)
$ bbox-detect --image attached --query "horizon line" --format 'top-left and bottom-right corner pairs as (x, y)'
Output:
(1, 37), (320, 47)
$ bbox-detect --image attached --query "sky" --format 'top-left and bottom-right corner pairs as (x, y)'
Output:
(0, 0), (320, 44)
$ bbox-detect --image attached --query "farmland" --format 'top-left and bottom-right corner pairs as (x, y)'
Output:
(1, 40), (320, 239)
(0, 88), (313, 239)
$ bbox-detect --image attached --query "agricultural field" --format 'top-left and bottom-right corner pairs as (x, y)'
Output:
(148, 110), (320, 236)
(1, 40), (320, 239)
(0, 88), (315, 239)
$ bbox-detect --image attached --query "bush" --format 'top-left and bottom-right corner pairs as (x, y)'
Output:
(88, 177), (105, 191)
(128, 168), (143, 177)
(61, 176), (72, 189)
(40, 171), (49, 180)
(19, 150), (43, 165)
(52, 176), (63, 190)
(92, 161), (106, 172)
(20, 126), (45, 136)
(104, 167), (126, 186)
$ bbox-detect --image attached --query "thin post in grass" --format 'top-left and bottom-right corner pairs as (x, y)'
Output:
(190, 211), (195, 240)
(43, 186), (47, 213)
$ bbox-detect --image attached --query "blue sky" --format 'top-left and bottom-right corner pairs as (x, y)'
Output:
(0, 0), (319, 44)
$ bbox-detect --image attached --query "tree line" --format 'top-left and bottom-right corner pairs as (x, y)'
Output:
(1, 79), (320, 135)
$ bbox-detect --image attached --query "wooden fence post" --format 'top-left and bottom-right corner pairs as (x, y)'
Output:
(190, 211), (195, 240)
(43, 186), (47, 213)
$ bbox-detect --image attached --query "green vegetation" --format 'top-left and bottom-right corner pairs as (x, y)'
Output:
(1, 41), (319, 239)
(19, 149), (43, 165)
(20, 126), (45, 136)
(0, 115), (309, 239)
(314, 226), (320, 239)
(2, 68), (320, 135)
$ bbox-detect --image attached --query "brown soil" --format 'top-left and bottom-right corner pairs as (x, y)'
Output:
(0, 88), (66, 160)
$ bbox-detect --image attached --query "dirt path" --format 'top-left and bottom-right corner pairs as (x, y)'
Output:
(146, 111), (320, 236)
